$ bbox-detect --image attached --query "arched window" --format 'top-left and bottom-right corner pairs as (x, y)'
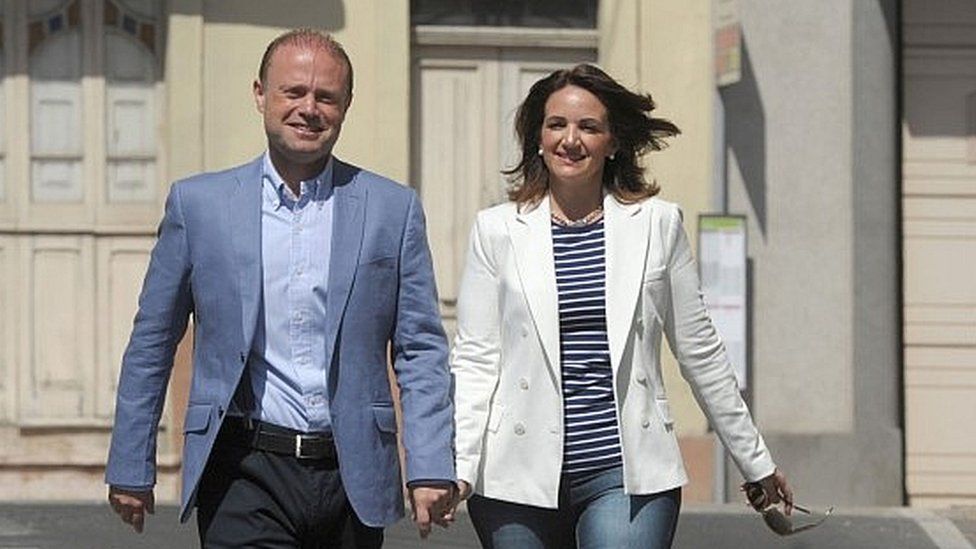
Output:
(29, 0), (84, 203)
(22, 0), (161, 209)
(104, 0), (159, 203)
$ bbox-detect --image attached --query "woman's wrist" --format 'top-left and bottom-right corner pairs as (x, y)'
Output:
(456, 479), (473, 501)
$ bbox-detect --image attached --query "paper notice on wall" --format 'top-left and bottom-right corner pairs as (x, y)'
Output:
(714, 0), (741, 87)
(699, 215), (748, 388)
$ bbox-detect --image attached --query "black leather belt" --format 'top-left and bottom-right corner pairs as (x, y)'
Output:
(222, 417), (337, 465)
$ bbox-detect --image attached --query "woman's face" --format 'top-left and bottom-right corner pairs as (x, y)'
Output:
(540, 84), (617, 191)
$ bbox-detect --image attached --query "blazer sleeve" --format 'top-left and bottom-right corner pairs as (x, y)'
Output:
(451, 212), (502, 488)
(105, 182), (193, 489)
(660, 205), (776, 482)
(391, 191), (456, 484)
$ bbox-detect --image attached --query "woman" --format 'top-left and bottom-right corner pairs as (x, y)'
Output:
(450, 64), (792, 548)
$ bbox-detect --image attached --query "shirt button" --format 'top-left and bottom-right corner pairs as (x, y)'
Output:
(520, 327), (529, 338)
(518, 378), (529, 390)
(514, 423), (526, 436)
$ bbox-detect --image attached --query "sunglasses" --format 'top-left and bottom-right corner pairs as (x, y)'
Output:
(743, 482), (834, 536)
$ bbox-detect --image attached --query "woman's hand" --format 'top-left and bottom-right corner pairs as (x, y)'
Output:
(442, 480), (472, 523)
(755, 468), (794, 514)
(456, 480), (472, 502)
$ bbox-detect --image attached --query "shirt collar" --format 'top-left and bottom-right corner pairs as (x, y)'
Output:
(261, 152), (334, 209)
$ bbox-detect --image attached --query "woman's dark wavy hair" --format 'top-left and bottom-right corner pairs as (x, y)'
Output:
(505, 63), (680, 206)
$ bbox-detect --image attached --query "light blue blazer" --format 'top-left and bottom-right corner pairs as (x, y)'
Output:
(105, 156), (455, 527)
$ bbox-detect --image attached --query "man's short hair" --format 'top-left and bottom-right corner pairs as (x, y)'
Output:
(258, 28), (354, 97)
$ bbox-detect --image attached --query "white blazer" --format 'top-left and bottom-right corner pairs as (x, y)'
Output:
(451, 194), (775, 508)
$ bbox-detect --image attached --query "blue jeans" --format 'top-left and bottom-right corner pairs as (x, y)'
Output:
(468, 466), (681, 549)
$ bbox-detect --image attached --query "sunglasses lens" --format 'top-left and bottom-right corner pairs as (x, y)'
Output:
(763, 509), (794, 535)
(762, 506), (834, 537)
(745, 483), (766, 509)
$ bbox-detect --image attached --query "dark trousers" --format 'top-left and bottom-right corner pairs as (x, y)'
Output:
(195, 423), (384, 549)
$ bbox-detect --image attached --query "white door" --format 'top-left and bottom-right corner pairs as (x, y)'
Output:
(412, 45), (596, 335)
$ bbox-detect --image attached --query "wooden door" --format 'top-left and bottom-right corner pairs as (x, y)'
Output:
(903, 0), (976, 506)
(412, 44), (596, 336)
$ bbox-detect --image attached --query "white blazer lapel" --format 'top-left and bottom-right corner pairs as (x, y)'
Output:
(604, 196), (649, 374)
(505, 199), (561, 383)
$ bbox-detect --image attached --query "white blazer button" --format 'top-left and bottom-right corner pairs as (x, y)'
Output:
(636, 374), (647, 384)
(514, 423), (526, 435)
(519, 378), (529, 390)
(521, 327), (529, 337)
(636, 318), (644, 330)
(641, 419), (650, 428)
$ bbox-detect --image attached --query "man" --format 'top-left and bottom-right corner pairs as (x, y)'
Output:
(106, 29), (456, 547)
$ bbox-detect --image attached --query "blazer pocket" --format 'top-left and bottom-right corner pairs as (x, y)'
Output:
(642, 266), (669, 325)
(183, 403), (213, 434)
(486, 403), (505, 433)
(359, 255), (396, 268)
(372, 404), (398, 434)
(654, 398), (675, 429)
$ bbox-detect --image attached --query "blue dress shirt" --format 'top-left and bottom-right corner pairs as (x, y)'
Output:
(243, 153), (335, 433)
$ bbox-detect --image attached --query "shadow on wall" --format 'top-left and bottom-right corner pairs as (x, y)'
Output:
(171, 0), (346, 32)
(720, 37), (767, 239)
(901, 0), (973, 138)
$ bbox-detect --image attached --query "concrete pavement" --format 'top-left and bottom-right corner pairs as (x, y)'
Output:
(0, 502), (973, 548)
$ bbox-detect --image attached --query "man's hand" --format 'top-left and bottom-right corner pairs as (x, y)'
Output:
(408, 485), (455, 539)
(108, 486), (155, 533)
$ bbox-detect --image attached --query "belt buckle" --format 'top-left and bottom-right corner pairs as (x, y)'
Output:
(295, 434), (315, 459)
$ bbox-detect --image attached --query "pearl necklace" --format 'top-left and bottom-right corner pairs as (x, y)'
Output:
(551, 207), (604, 227)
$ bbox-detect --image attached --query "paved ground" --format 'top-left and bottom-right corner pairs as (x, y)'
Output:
(0, 502), (973, 548)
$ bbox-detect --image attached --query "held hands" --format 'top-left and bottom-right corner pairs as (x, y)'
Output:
(442, 480), (472, 523)
(108, 486), (155, 533)
(456, 480), (472, 503)
(408, 484), (456, 539)
(409, 480), (475, 538)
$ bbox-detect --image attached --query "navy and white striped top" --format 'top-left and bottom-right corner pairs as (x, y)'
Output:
(552, 218), (623, 476)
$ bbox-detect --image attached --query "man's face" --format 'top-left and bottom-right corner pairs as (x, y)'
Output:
(253, 44), (352, 170)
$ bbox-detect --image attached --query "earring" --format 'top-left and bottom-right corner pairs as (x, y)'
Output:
(609, 153), (616, 161)
(538, 147), (544, 156)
